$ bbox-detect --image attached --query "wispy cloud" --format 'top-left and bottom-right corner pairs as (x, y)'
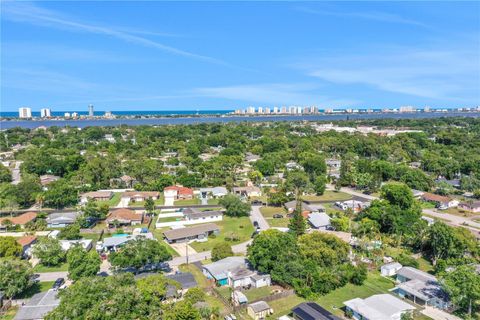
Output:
(1, 1), (227, 65)
(192, 83), (358, 106)
(296, 7), (429, 28)
(304, 48), (480, 102)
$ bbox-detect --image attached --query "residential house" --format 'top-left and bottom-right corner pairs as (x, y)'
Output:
(0, 212), (37, 232)
(183, 208), (223, 224)
(335, 200), (370, 213)
(80, 191), (113, 204)
(163, 223), (219, 243)
(59, 239), (92, 251)
(14, 290), (60, 320)
(421, 193), (459, 210)
(164, 186), (194, 200)
(291, 302), (340, 320)
(98, 233), (154, 252)
(381, 262), (403, 277)
(247, 301), (272, 320)
(228, 266), (271, 289)
(120, 175), (136, 188)
(344, 294), (415, 320)
(232, 290), (248, 306)
(394, 267), (450, 309)
(232, 186), (262, 198)
(122, 191), (160, 203)
(435, 177), (461, 189)
(104, 134), (115, 143)
(411, 189), (425, 199)
(164, 272), (198, 298)
(199, 187), (228, 199)
(245, 153), (261, 163)
(202, 256), (247, 286)
(459, 201), (480, 213)
(307, 212), (331, 230)
(17, 236), (37, 258)
(106, 208), (143, 227)
(46, 212), (80, 228)
(325, 159), (341, 171)
(39, 175), (60, 188)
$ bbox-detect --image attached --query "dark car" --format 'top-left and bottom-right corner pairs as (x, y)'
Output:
(273, 214), (284, 219)
(253, 221), (259, 229)
(52, 278), (65, 290)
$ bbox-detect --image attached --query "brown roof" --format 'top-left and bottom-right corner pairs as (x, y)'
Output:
(422, 192), (451, 203)
(17, 235), (37, 247)
(164, 186), (194, 196)
(122, 191), (159, 198)
(163, 223), (219, 241)
(0, 212), (37, 226)
(106, 209), (143, 222)
(81, 191), (113, 199)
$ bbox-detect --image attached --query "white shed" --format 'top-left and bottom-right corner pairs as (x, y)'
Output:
(381, 262), (403, 277)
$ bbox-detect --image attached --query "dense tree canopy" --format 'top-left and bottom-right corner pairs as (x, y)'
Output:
(109, 238), (172, 270)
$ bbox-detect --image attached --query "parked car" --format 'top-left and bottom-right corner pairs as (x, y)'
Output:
(52, 278), (65, 291)
(273, 214), (284, 219)
(253, 221), (259, 228)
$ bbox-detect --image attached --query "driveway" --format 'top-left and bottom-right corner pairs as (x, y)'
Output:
(116, 196), (130, 208)
(250, 205), (269, 230)
(421, 306), (462, 320)
(169, 242), (198, 256)
(36, 271), (68, 282)
(11, 161), (22, 185)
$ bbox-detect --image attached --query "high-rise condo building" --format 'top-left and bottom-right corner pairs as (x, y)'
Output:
(273, 106), (278, 113)
(88, 104), (94, 117)
(18, 107), (32, 118)
(40, 108), (51, 118)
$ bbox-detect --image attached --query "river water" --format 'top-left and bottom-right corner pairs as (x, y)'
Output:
(1, 112), (479, 129)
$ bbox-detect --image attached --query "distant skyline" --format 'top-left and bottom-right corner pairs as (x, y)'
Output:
(1, 1), (479, 112)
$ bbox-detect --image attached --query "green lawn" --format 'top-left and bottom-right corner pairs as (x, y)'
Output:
(259, 206), (285, 218)
(156, 216), (183, 223)
(1, 306), (18, 320)
(302, 191), (352, 202)
(243, 286), (276, 301)
(316, 272), (395, 317)
(80, 232), (101, 241)
(149, 227), (180, 257)
(15, 281), (55, 299)
(175, 198), (201, 205)
(207, 199), (220, 205)
(130, 194), (165, 207)
(421, 201), (437, 209)
(96, 192), (122, 207)
(33, 262), (69, 273)
(189, 217), (254, 252)
(266, 294), (306, 319)
(178, 264), (227, 313)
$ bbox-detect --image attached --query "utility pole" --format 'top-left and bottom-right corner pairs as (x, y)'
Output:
(186, 242), (189, 265)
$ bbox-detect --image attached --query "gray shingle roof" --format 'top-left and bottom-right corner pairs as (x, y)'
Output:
(344, 294), (415, 320)
(308, 212), (331, 228)
(163, 223), (219, 241)
(166, 272), (197, 289)
(397, 267), (437, 282)
(202, 256), (247, 280)
(14, 290), (60, 320)
(248, 301), (270, 313)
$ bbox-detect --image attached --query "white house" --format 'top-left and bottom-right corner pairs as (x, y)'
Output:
(344, 294), (415, 320)
(59, 239), (92, 251)
(307, 212), (331, 230)
(381, 262), (403, 277)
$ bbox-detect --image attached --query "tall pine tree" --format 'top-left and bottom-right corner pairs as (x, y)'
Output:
(288, 199), (306, 237)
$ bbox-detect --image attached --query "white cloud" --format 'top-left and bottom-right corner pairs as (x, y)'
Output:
(1, 2), (227, 65)
(192, 83), (358, 106)
(296, 7), (429, 28)
(305, 48), (480, 101)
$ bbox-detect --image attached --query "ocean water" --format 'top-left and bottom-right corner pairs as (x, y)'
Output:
(0, 112), (478, 129)
(0, 110), (232, 118)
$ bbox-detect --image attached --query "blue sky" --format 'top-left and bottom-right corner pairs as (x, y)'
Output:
(1, 1), (479, 112)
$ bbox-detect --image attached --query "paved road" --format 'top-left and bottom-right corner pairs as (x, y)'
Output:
(250, 205), (270, 230)
(11, 161), (22, 185)
(36, 271), (68, 282)
(421, 306), (462, 320)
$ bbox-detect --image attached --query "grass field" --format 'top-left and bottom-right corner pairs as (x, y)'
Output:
(130, 194), (165, 207)
(1, 306), (18, 320)
(316, 272), (395, 316)
(80, 232), (101, 241)
(150, 227), (180, 257)
(189, 217), (254, 252)
(302, 191), (352, 202)
(96, 192), (122, 207)
(179, 264), (227, 313)
(260, 206), (290, 228)
(15, 281), (55, 299)
(174, 198), (201, 205)
(33, 262), (69, 273)
(266, 294), (306, 318)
